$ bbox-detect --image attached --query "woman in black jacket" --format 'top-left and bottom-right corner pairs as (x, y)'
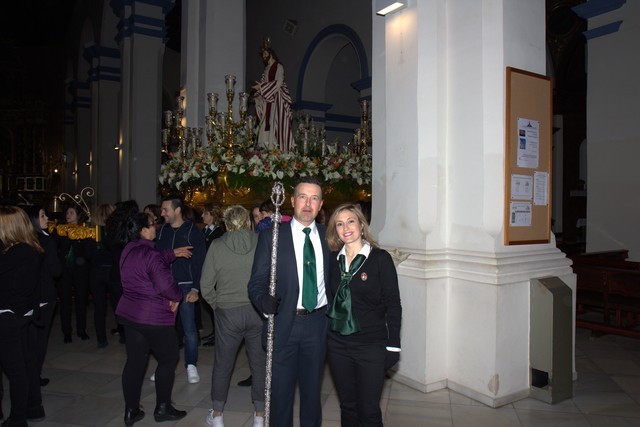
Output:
(24, 205), (62, 387)
(325, 204), (402, 427)
(0, 205), (44, 426)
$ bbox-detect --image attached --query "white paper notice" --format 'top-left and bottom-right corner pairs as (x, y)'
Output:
(534, 171), (549, 206)
(510, 202), (532, 227)
(511, 174), (533, 200)
(517, 118), (539, 168)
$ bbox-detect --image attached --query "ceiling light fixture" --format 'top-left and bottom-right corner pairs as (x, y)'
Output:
(376, 0), (406, 16)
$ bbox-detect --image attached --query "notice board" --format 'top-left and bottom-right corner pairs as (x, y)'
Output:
(504, 67), (552, 245)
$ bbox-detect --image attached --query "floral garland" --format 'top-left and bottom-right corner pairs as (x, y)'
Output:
(158, 145), (371, 197)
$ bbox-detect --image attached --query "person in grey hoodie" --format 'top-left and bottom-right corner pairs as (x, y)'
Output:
(200, 205), (265, 427)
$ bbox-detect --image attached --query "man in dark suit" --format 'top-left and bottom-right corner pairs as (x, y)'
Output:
(248, 176), (330, 427)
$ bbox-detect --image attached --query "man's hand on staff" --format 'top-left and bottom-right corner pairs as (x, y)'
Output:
(261, 294), (280, 315)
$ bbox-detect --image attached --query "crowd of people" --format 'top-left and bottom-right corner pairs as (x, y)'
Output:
(0, 176), (401, 427)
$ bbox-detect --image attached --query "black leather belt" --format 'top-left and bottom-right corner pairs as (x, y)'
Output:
(296, 305), (327, 316)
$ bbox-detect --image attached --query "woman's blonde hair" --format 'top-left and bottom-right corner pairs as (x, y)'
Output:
(93, 203), (116, 226)
(0, 205), (44, 253)
(222, 205), (251, 231)
(326, 203), (378, 252)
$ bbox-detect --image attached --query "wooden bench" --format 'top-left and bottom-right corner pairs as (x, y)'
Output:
(573, 261), (640, 338)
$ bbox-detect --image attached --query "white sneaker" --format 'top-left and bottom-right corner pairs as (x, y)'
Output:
(150, 372), (155, 382)
(205, 409), (224, 427)
(253, 413), (264, 427)
(186, 364), (200, 383)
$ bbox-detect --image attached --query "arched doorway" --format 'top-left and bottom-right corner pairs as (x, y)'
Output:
(295, 24), (370, 145)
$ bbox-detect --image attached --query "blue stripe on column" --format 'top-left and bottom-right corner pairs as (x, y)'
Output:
(584, 21), (623, 40)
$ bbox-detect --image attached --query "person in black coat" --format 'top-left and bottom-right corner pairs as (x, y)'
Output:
(325, 203), (402, 427)
(23, 205), (62, 388)
(55, 205), (92, 343)
(86, 203), (116, 348)
(0, 205), (44, 426)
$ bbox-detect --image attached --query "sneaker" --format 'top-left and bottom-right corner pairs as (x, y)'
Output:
(187, 364), (200, 383)
(149, 372), (155, 382)
(205, 409), (224, 427)
(253, 413), (264, 427)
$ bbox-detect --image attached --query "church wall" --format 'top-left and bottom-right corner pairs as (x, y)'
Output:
(585, 1), (640, 260)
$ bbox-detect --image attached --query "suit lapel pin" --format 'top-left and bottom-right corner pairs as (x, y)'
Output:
(361, 272), (368, 281)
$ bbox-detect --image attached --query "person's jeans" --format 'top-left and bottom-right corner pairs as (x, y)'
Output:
(179, 283), (199, 367)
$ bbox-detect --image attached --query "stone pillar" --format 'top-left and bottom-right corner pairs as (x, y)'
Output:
(85, 43), (121, 207)
(181, 0), (246, 133)
(74, 81), (92, 194)
(372, 0), (575, 406)
(112, 0), (173, 207)
(63, 83), (76, 195)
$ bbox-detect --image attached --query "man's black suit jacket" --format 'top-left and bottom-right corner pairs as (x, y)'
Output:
(247, 220), (331, 351)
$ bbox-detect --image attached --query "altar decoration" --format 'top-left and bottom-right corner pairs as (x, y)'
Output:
(159, 145), (371, 207)
(159, 76), (372, 207)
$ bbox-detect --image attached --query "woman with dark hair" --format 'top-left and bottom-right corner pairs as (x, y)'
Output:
(23, 205), (62, 389)
(0, 205), (44, 427)
(143, 204), (163, 228)
(105, 200), (140, 341)
(56, 205), (92, 343)
(325, 203), (402, 427)
(115, 211), (191, 426)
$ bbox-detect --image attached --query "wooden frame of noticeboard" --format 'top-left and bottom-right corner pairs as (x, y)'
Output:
(504, 67), (552, 245)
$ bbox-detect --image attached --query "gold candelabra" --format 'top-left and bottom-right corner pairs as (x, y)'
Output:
(356, 99), (371, 155)
(162, 96), (186, 156)
(204, 75), (255, 156)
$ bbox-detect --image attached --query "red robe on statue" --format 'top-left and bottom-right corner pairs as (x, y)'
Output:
(255, 61), (294, 152)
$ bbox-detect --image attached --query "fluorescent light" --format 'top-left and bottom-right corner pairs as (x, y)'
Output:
(376, 1), (406, 16)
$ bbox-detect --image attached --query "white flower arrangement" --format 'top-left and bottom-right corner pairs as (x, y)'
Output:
(159, 145), (372, 196)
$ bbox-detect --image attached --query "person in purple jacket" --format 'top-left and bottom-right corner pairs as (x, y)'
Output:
(114, 211), (192, 427)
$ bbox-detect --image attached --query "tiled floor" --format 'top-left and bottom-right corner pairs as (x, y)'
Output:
(3, 308), (640, 426)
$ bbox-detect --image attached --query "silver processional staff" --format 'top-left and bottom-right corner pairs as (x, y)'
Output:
(264, 181), (285, 427)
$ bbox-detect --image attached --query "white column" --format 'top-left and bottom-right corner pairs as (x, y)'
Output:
(75, 82), (92, 194)
(181, 0), (246, 130)
(113, 0), (169, 207)
(86, 43), (121, 208)
(372, 0), (575, 406)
